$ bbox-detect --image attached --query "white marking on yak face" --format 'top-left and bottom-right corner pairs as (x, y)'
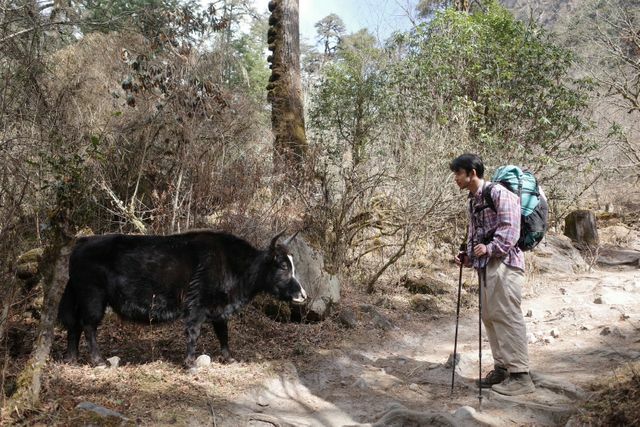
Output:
(287, 255), (296, 278)
(288, 254), (307, 303)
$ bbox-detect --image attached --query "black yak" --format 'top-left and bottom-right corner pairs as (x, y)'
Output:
(58, 231), (306, 366)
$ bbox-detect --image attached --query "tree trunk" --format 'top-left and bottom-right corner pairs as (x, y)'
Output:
(267, 0), (307, 177)
(455, 0), (470, 12)
(3, 238), (73, 421)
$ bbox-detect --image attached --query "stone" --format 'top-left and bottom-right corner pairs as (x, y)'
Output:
(360, 304), (394, 331)
(195, 354), (211, 367)
(527, 233), (588, 274)
(76, 402), (129, 422)
(106, 356), (120, 368)
(288, 236), (341, 320)
(453, 406), (476, 418)
(338, 308), (358, 328)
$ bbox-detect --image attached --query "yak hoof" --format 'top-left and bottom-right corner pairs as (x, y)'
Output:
(184, 357), (196, 368)
(63, 353), (78, 364)
(91, 359), (107, 368)
(218, 355), (236, 364)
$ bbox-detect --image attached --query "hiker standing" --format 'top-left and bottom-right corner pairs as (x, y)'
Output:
(450, 153), (535, 396)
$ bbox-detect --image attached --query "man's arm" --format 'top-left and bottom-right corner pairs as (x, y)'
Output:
(486, 186), (520, 257)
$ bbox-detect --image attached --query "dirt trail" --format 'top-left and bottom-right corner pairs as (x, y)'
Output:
(223, 265), (640, 426)
(38, 233), (640, 426)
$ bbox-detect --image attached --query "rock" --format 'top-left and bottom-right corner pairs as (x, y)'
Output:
(256, 396), (269, 407)
(106, 356), (120, 368)
(195, 354), (211, 367)
(360, 304), (394, 331)
(600, 327), (611, 336)
(527, 332), (538, 344)
(610, 327), (626, 339)
(15, 262), (39, 280)
(370, 404), (458, 427)
(528, 234), (588, 274)
(530, 371), (587, 400)
(75, 401), (129, 422)
(444, 352), (491, 378)
(287, 237), (341, 320)
(409, 294), (440, 312)
(543, 336), (555, 344)
(453, 405), (476, 418)
(597, 246), (640, 267)
(452, 405), (498, 425)
(550, 329), (560, 338)
(408, 383), (419, 391)
(337, 308), (358, 328)
(400, 273), (450, 295)
(16, 247), (44, 264)
(525, 309), (533, 317)
(593, 296), (604, 304)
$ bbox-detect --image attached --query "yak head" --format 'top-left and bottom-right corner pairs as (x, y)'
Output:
(263, 232), (307, 304)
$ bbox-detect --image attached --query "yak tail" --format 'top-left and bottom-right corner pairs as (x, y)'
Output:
(57, 280), (77, 330)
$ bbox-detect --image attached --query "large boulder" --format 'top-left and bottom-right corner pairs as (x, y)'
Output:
(528, 233), (588, 274)
(287, 236), (341, 320)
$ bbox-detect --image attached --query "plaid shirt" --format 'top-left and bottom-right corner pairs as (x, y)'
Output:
(467, 181), (525, 271)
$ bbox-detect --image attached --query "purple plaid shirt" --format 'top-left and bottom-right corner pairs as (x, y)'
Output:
(467, 181), (525, 271)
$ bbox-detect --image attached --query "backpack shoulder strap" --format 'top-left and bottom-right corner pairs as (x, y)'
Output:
(483, 182), (496, 212)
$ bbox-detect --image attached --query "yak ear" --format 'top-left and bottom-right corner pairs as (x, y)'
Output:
(269, 230), (286, 252)
(284, 230), (300, 246)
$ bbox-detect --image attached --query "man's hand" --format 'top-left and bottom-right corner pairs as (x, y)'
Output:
(473, 244), (488, 257)
(454, 252), (469, 267)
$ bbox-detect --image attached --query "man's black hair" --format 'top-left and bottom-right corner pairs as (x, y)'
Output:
(449, 153), (484, 178)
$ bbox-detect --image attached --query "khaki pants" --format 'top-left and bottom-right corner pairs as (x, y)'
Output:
(479, 258), (529, 373)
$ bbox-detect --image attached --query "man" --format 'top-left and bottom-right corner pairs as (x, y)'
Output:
(450, 153), (534, 396)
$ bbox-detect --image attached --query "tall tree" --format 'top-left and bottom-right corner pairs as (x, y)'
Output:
(416, 0), (477, 18)
(267, 0), (307, 176)
(567, 0), (639, 175)
(314, 13), (346, 58)
(393, 2), (592, 167)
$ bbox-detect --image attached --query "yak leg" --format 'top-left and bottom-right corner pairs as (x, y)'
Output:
(212, 319), (234, 363)
(184, 310), (207, 367)
(83, 324), (105, 366)
(63, 324), (82, 363)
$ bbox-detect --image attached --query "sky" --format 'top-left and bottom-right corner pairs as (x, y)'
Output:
(253, 0), (416, 46)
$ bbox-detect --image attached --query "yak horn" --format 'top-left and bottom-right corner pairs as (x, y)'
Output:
(284, 230), (300, 246)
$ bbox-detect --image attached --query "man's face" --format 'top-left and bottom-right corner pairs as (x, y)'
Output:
(453, 169), (472, 190)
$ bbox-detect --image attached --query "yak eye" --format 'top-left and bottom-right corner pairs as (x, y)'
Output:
(279, 261), (289, 270)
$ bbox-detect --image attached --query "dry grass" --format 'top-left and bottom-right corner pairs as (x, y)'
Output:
(575, 361), (640, 426)
(1, 253), (462, 425)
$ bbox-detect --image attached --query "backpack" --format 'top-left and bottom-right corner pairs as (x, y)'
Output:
(483, 165), (548, 251)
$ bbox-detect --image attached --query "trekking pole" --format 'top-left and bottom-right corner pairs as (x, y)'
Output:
(478, 267), (484, 410)
(451, 244), (466, 394)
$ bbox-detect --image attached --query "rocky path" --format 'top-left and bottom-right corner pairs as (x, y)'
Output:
(225, 266), (640, 426)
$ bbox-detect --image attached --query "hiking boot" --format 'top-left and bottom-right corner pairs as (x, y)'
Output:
(476, 366), (508, 388)
(492, 372), (535, 396)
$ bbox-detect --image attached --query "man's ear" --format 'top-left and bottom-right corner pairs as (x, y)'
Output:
(470, 169), (478, 178)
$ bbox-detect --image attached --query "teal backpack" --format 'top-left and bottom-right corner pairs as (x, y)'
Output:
(483, 165), (548, 251)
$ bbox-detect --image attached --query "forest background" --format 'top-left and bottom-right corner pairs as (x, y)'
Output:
(0, 0), (638, 423)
